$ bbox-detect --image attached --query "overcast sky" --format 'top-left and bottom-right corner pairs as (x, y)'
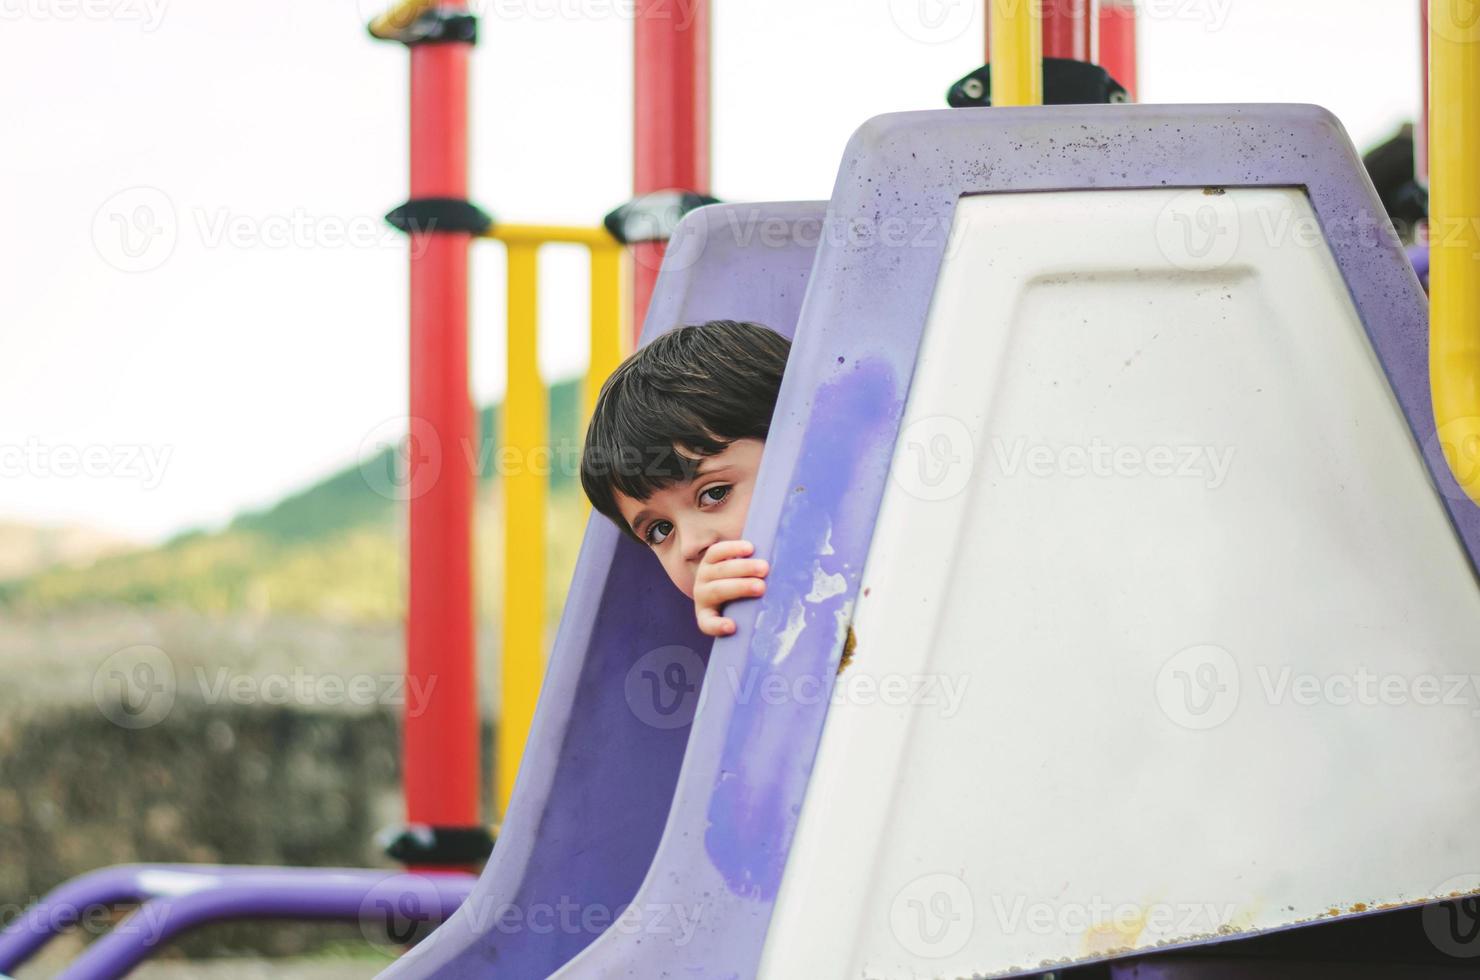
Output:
(0, 0), (1422, 543)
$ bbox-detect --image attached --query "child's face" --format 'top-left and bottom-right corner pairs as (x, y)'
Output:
(613, 437), (765, 599)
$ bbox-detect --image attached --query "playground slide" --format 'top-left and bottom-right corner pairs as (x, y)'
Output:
(374, 201), (826, 979)
(391, 105), (1480, 978)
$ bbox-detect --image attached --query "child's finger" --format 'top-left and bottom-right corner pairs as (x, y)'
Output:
(697, 612), (736, 637)
(696, 577), (766, 611)
(695, 558), (769, 584)
(701, 539), (754, 565)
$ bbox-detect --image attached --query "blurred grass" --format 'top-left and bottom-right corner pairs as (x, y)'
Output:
(0, 379), (592, 629)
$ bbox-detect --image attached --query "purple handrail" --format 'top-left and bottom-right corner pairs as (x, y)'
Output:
(0, 864), (474, 980)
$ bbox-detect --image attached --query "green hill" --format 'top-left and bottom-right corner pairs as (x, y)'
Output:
(0, 380), (590, 623)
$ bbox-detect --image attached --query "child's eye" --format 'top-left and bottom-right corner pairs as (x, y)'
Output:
(645, 520), (673, 546)
(699, 484), (731, 507)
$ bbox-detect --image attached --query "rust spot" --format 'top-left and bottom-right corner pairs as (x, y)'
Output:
(863, 586), (871, 597)
(1351, 902), (1369, 913)
(1203, 186), (1227, 195)
(837, 626), (857, 675)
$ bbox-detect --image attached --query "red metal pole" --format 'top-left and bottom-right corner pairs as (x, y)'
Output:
(1100, 0), (1138, 99)
(406, 11), (479, 836)
(633, 0), (710, 341)
(1043, 0), (1097, 62)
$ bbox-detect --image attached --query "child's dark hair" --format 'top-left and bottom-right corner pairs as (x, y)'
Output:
(581, 319), (791, 539)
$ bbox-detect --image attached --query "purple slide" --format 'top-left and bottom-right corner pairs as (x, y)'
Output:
(377, 104), (1477, 979)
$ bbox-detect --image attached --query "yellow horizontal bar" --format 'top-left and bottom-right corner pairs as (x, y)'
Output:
(367, 0), (440, 39)
(484, 224), (621, 249)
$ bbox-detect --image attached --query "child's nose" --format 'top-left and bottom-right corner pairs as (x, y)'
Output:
(682, 524), (720, 563)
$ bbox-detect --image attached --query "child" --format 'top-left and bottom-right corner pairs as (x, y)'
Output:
(580, 319), (790, 637)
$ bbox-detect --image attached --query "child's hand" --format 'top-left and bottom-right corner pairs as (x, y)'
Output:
(694, 539), (769, 637)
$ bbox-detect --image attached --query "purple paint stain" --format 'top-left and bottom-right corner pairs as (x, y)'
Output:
(704, 359), (900, 900)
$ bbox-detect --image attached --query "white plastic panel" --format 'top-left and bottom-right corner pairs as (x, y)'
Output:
(758, 188), (1480, 978)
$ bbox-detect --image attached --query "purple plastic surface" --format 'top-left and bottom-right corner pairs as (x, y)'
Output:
(0, 863), (472, 980)
(375, 202), (826, 979)
(1410, 243), (1431, 290)
(384, 104), (1472, 979)
(549, 105), (1473, 978)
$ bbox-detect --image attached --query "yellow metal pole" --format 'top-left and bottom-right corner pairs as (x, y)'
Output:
(586, 244), (627, 422)
(1430, 0), (1480, 505)
(991, 0), (1044, 107)
(498, 241), (546, 817)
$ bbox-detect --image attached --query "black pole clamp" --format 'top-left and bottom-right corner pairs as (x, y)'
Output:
(379, 823), (496, 866)
(947, 59), (1130, 108)
(369, 7), (478, 46)
(384, 197), (494, 236)
(603, 189), (722, 245)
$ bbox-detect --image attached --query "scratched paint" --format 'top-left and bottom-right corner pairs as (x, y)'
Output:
(703, 360), (899, 901)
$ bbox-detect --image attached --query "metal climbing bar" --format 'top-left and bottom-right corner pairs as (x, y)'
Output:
(481, 223), (627, 819)
(1429, 0), (1480, 504)
(990, 0), (1044, 107)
